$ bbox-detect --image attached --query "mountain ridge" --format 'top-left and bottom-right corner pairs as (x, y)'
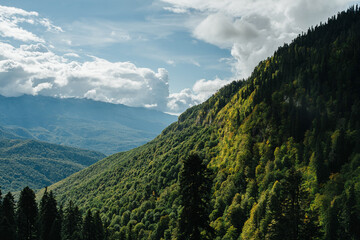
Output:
(0, 94), (177, 155)
(0, 138), (106, 193)
(46, 7), (360, 240)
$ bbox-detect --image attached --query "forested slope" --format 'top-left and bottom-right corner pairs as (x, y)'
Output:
(48, 7), (360, 240)
(0, 139), (105, 193)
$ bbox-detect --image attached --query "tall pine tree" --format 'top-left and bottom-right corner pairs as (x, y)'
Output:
(17, 186), (38, 240)
(82, 210), (96, 240)
(62, 201), (82, 240)
(0, 192), (16, 240)
(178, 153), (213, 240)
(39, 189), (61, 240)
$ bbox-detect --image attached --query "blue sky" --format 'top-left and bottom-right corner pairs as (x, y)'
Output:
(0, 0), (356, 114)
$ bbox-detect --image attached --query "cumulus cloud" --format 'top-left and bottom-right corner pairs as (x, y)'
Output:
(0, 41), (170, 110)
(167, 77), (231, 114)
(0, 5), (174, 112)
(162, 0), (354, 78)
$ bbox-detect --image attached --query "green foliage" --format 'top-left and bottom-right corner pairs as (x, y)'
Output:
(0, 186), (107, 240)
(45, 6), (360, 240)
(178, 153), (213, 240)
(0, 138), (105, 192)
(62, 201), (82, 240)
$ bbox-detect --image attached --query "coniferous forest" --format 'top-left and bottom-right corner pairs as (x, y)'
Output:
(1, 6), (360, 240)
(0, 186), (106, 240)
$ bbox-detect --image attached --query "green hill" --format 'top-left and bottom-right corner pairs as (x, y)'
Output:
(47, 7), (360, 239)
(0, 138), (105, 193)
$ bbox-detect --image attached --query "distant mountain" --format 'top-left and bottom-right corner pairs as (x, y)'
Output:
(0, 138), (105, 193)
(0, 95), (177, 155)
(47, 8), (360, 239)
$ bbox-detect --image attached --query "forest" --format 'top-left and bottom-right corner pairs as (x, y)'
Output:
(0, 186), (105, 240)
(2, 6), (360, 240)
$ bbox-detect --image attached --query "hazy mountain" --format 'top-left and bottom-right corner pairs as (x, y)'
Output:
(0, 95), (177, 155)
(46, 8), (360, 239)
(0, 138), (105, 193)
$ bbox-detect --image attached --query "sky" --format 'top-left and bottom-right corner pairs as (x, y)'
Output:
(0, 0), (357, 114)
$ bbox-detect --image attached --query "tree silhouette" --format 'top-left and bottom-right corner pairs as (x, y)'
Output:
(178, 153), (213, 240)
(17, 186), (38, 240)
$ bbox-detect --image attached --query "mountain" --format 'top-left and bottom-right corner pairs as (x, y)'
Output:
(0, 138), (106, 193)
(0, 95), (177, 155)
(46, 7), (360, 239)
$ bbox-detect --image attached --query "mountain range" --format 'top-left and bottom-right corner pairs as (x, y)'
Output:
(0, 95), (177, 155)
(44, 7), (360, 240)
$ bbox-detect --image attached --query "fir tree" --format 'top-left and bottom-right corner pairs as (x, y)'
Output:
(39, 190), (61, 240)
(178, 153), (213, 240)
(17, 186), (38, 240)
(82, 210), (96, 240)
(93, 211), (105, 240)
(62, 201), (82, 240)
(0, 192), (16, 240)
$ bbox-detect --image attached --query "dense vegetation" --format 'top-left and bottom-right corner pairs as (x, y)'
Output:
(0, 186), (105, 240)
(0, 139), (105, 193)
(0, 95), (176, 155)
(44, 7), (360, 239)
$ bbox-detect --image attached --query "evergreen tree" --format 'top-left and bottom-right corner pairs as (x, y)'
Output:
(345, 185), (360, 239)
(0, 192), (16, 240)
(62, 201), (82, 240)
(329, 128), (347, 172)
(39, 190), (61, 240)
(82, 210), (96, 240)
(178, 153), (213, 240)
(17, 186), (38, 240)
(93, 211), (105, 240)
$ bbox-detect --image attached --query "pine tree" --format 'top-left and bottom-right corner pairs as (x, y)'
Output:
(39, 190), (61, 240)
(82, 210), (94, 240)
(93, 211), (105, 240)
(178, 153), (213, 240)
(17, 186), (38, 240)
(0, 192), (16, 240)
(62, 201), (82, 240)
(345, 185), (360, 239)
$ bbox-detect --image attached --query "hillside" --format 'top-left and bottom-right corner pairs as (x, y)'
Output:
(0, 95), (177, 155)
(47, 7), (360, 240)
(0, 138), (105, 193)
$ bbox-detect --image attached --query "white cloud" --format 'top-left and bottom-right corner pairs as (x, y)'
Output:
(0, 5), (62, 42)
(64, 53), (80, 58)
(2, 1), (355, 116)
(167, 77), (231, 114)
(193, 78), (231, 101)
(162, 0), (354, 78)
(0, 5), (174, 112)
(166, 59), (175, 65)
(0, 41), (170, 111)
(163, 7), (188, 14)
(167, 88), (196, 114)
